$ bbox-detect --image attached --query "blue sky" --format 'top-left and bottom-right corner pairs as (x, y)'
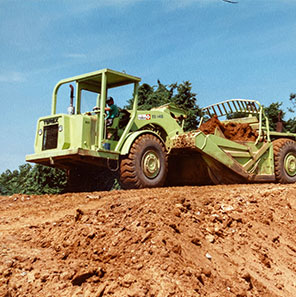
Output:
(0, 0), (296, 172)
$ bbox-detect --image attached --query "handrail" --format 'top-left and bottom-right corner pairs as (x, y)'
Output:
(201, 99), (261, 118)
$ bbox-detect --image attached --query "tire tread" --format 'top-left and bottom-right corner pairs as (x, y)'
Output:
(120, 134), (167, 189)
(273, 138), (296, 183)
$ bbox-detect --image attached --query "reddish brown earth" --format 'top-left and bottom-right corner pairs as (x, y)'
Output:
(199, 116), (258, 141)
(1, 184), (296, 297)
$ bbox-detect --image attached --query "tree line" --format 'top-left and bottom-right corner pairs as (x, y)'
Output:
(0, 164), (67, 196)
(1, 82), (295, 196)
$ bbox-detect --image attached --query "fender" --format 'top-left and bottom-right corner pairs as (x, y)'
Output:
(120, 130), (165, 156)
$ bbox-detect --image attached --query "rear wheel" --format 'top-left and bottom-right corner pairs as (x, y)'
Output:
(120, 134), (168, 189)
(273, 138), (296, 183)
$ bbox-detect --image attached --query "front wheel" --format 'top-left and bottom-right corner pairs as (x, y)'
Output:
(120, 134), (168, 189)
(273, 138), (296, 183)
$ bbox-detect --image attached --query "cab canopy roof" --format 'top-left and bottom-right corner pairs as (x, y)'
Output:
(54, 68), (141, 93)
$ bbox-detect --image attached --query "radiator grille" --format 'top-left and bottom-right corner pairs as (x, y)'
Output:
(42, 124), (58, 150)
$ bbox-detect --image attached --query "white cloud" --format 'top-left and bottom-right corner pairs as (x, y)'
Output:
(0, 72), (27, 83)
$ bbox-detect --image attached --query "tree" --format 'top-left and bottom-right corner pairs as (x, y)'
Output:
(0, 164), (67, 196)
(285, 117), (296, 133)
(261, 99), (296, 133)
(169, 81), (201, 131)
(21, 165), (67, 195)
(263, 102), (285, 131)
(283, 93), (296, 133)
(289, 93), (296, 109)
(0, 168), (23, 195)
(126, 80), (201, 131)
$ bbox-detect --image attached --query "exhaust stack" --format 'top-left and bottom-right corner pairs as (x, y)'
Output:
(68, 84), (75, 115)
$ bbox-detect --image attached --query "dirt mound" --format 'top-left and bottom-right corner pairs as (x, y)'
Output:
(199, 115), (258, 141)
(1, 184), (296, 296)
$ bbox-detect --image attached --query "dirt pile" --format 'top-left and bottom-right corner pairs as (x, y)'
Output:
(1, 184), (296, 296)
(172, 132), (197, 149)
(199, 115), (258, 141)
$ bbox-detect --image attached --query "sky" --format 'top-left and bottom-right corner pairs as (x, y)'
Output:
(0, 0), (296, 172)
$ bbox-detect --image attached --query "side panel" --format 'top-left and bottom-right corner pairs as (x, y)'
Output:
(193, 132), (275, 180)
(132, 110), (183, 139)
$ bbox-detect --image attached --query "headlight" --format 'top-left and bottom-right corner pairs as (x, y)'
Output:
(38, 129), (43, 136)
(58, 125), (63, 132)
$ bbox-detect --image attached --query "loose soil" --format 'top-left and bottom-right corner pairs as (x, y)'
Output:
(1, 184), (296, 297)
(199, 116), (258, 141)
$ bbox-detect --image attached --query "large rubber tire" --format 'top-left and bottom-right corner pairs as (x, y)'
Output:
(120, 134), (168, 189)
(273, 138), (296, 183)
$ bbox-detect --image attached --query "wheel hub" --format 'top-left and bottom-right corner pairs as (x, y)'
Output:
(142, 150), (160, 179)
(284, 153), (296, 176)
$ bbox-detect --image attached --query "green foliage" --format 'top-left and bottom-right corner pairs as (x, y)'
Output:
(172, 81), (201, 131)
(289, 93), (296, 110)
(261, 100), (296, 133)
(285, 117), (296, 133)
(0, 164), (67, 196)
(0, 169), (17, 195)
(263, 102), (285, 131)
(126, 80), (201, 131)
